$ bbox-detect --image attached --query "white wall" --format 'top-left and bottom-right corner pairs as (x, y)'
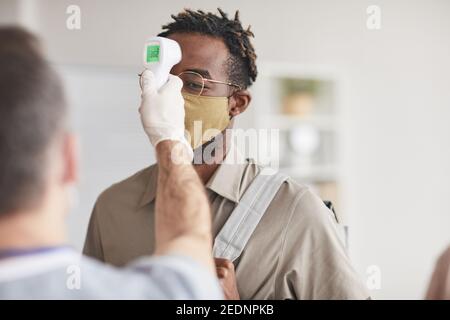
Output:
(0, 0), (19, 24)
(57, 65), (153, 254)
(1, 0), (449, 299)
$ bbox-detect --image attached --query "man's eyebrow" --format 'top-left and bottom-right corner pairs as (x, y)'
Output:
(186, 68), (212, 79)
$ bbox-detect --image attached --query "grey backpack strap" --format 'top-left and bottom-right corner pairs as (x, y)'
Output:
(213, 171), (289, 261)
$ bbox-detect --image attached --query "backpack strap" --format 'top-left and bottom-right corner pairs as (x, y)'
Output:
(213, 171), (289, 261)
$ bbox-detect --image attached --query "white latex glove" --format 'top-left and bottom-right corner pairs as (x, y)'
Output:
(139, 70), (193, 159)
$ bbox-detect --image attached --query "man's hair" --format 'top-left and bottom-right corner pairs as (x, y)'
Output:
(158, 8), (257, 89)
(0, 26), (67, 216)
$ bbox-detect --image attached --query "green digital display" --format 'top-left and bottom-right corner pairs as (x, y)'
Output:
(146, 45), (160, 62)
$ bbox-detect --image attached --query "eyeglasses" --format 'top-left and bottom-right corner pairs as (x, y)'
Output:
(138, 70), (242, 97)
(177, 71), (241, 97)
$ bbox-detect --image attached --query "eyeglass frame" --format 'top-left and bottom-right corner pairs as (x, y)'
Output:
(138, 70), (242, 97)
(177, 70), (242, 97)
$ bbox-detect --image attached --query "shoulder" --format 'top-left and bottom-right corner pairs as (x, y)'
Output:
(262, 173), (321, 220)
(244, 161), (327, 228)
(238, 159), (330, 223)
(98, 165), (156, 202)
(279, 177), (330, 224)
(253, 165), (335, 236)
(94, 164), (157, 214)
(245, 160), (311, 197)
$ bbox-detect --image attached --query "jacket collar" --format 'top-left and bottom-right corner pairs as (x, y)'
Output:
(138, 144), (248, 207)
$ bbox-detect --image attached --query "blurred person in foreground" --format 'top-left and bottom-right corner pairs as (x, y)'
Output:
(0, 26), (222, 299)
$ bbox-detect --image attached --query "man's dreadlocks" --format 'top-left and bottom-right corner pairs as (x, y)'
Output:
(158, 8), (257, 89)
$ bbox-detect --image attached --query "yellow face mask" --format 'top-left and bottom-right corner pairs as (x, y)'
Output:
(183, 92), (230, 149)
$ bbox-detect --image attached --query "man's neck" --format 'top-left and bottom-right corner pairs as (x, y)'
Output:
(194, 162), (221, 184)
(192, 131), (231, 184)
(0, 210), (66, 250)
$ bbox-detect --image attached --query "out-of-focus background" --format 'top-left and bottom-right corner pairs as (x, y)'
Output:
(1, 0), (449, 299)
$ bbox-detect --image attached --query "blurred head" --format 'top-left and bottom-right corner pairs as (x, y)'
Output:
(159, 8), (257, 124)
(0, 26), (77, 221)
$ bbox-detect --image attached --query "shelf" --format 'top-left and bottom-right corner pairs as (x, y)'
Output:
(250, 62), (343, 185)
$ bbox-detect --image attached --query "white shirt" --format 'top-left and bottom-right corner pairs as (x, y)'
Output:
(0, 247), (223, 300)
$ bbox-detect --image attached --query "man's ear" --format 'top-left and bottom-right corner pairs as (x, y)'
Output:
(229, 90), (252, 118)
(62, 133), (79, 185)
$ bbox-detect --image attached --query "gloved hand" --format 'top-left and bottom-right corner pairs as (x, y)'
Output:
(139, 70), (193, 160)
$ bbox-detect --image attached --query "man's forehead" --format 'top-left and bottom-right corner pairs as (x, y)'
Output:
(168, 33), (229, 78)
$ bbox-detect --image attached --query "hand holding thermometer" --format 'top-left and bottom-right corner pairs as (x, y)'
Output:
(141, 36), (182, 90)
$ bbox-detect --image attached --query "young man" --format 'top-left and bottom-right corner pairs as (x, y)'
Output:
(84, 9), (369, 299)
(0, 27), (222, 299)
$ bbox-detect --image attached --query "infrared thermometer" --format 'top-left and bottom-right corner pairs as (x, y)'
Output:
(142, 36), (182, 90)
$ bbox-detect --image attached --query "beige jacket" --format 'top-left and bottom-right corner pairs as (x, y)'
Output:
(84, 155), (369, 299)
